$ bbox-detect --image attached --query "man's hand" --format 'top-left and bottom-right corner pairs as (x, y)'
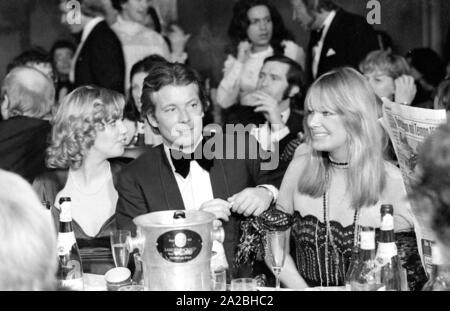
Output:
(227, 187), (272, 217)
(199, 199), (232, 222)
(394, 75), (416, 105)
(248, 91), (283, 125)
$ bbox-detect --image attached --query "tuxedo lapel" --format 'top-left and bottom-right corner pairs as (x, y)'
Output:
(157, 145), (186, 210)
(209, 159), (231, 201)
(318, 9), (342, 75)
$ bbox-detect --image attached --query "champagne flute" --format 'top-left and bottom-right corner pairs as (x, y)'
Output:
(110, 230), (131, 267)
(266, 230), (288, 291)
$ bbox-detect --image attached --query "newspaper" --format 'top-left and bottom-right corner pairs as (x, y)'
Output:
(382, 99), (447, 275)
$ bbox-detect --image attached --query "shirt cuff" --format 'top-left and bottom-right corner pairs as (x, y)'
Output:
(270, 125), (290, 142)
(257, 184), (279, 204)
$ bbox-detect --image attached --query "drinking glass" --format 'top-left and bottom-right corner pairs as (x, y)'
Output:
(211, 268), (227, 291)
(266, 230), (288, 291)
(110, 230), (131, 268)
(230, 278), (257, 291)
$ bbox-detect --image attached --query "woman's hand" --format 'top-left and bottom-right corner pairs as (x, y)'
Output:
(167, 24), (191, 56)
(394, 75), (417, 105)
(237, 41), (252, 63)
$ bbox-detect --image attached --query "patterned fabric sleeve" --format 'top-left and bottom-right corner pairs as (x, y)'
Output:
(395, 230), (428, 291)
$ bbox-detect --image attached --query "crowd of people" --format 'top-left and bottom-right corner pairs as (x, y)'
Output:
(0, 0), (450, 291)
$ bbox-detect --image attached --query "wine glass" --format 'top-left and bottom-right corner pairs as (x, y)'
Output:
(110, 230), (131, 267)
(266, 230), (288, 291)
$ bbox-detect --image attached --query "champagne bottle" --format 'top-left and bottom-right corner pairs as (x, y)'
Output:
(350, 226), (381, 291)
(56, 197), (84, 291)
(375, 204), (404, 291)
(422, 243), (450, 291)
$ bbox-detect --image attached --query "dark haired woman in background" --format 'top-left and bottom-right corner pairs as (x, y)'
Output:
(216, 0), (305, 110)
(122, 54), (167, 147)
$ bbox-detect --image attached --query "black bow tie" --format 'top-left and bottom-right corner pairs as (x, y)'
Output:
(310, 27), (324, 47)
(169, 142), (214, 178)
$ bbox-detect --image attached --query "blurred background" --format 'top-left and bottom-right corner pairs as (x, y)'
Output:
(0, 0), (449, 85)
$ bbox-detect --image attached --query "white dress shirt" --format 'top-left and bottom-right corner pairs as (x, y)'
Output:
(69, 17), (104, 83)
(163, 142), (214, 211)
(312, 10), (336, 79)
(251, 108), (291, 151)
(163, 138), (279, 209)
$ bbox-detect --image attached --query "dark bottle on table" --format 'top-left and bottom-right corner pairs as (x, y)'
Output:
(422, 243), (450, 291)
(56, 197), (84, 291)
(375, 204), (404, 290)
(350, 226), (381, 291)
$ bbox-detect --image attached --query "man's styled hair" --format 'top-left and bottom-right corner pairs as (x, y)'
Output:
(141, 62), (209, 132)
(47, 85), (124, 170)
(300, 0), (338, 13)
(298, 67), (385, 208)
(263, 55), (306, 109)
(111, 0), (127, 12)
(1, 66), (55, 119)
(0, 169), (57, 290)
(6, 46), (52, 74)
(50, 40), (76, 58)
(359, 50), (411, 79)
(228, 0), (293, 56)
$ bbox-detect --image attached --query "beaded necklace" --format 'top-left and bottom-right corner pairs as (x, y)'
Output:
(316, 160), (360, 287)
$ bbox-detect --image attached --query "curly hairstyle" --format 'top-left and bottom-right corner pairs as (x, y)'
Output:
(46, 85), (124, 170)
(227, 0), (293, 56)
(410, 122), (450, 249)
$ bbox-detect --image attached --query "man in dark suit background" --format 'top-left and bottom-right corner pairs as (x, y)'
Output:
(227, 55), (306, 164)
(115, 62), (284, 278)
(60, 0), (125, 94)
(290, 0), (378, 84)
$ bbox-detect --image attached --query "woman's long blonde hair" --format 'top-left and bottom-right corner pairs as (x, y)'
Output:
(298, 67), (386, 208)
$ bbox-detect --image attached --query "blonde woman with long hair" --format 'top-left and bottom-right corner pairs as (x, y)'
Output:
(272, 68), (416, 289)
(34, 85), (128, 274)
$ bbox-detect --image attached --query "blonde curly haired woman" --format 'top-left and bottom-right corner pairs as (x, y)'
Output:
(34, 85), (128, 274)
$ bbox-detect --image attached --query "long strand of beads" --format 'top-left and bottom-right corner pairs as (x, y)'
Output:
(326, 189), (339, 284)
(315, 219), (323, 286)
(323, 192), (329, 287)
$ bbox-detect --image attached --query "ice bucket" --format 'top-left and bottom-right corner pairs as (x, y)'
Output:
(127, 210), (224, 291)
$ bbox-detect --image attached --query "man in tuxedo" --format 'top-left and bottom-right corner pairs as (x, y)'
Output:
(290, 0), (378, 83)
(115, 62), (284, 277)
(243, 55), (305, 162)
(60, 0), (125, 94)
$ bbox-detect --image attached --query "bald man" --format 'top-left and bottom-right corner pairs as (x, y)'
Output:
(0, 66), (55, 182)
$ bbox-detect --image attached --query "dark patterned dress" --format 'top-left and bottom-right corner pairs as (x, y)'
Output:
(290, 212), (428, 289)
(290, 211), (355, 287)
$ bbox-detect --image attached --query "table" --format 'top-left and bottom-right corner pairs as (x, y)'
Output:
(83, 273), (345, 291)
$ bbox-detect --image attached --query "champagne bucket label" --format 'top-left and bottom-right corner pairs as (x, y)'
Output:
(157, 230), (202, 263)
(131, 210), (223, 291)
